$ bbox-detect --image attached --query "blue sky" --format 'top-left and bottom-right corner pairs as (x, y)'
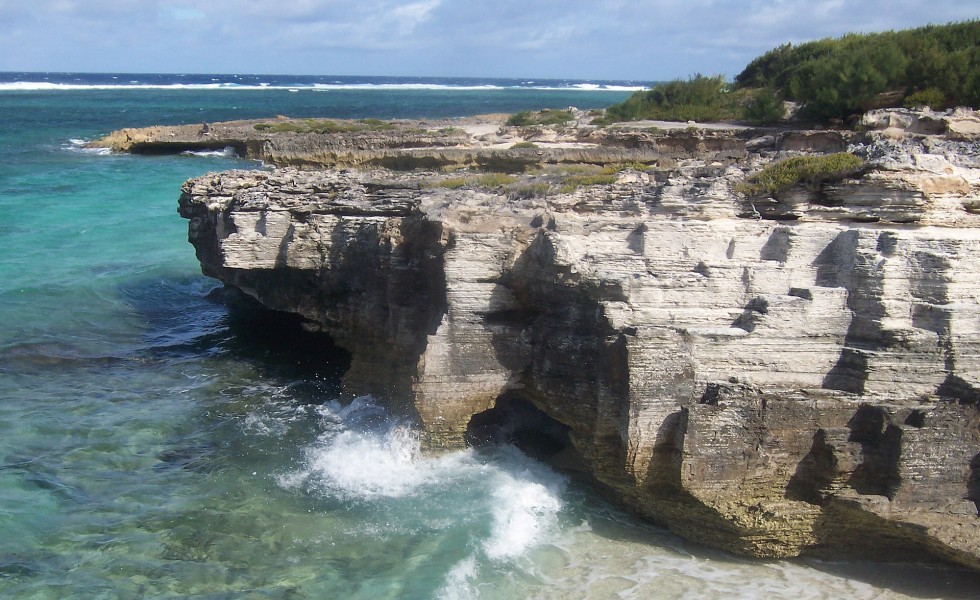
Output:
(1, 0), (976, 79)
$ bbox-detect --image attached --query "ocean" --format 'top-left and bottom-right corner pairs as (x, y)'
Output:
(0, 72), (976, 599)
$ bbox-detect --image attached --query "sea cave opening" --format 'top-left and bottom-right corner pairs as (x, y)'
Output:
(466, 393), (575, 464)
(216, 286), (352, 401)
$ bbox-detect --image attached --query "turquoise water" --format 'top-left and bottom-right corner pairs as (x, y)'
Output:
(1, 81), (978, 599)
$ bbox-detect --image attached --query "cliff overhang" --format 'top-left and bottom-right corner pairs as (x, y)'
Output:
(168, 108), (980, 569)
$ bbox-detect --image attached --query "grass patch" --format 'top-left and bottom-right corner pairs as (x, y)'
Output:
(554, 162), (648, 192)
(740, 153), (864, 196)
(253, 118), (395, 134)
(476, 173), (516, 188)
(506, 109), (574, 127)
(434, 177), (468, 189)
(559, 173), (618, 192)
(424, 173), (517, 191)
(511, 141), (539, 149)
(511, 182), (552, 198)
(358, 118), (395, 129)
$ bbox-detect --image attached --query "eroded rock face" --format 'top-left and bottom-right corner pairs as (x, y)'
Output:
(178, 116), (980, 569)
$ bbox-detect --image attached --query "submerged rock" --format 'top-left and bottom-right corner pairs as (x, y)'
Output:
(176, 109), (980, 569)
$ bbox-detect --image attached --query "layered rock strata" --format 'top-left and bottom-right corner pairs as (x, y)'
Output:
(176, 110), (980, 568)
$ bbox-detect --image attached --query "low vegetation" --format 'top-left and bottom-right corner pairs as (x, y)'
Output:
(253, 118), (395, 134)
(603, 75), (738, 123)
(424, 163), (648, 196)
(506, 109), (574, 127)
(736, 21), (978, 120)
(739, 153), (864, 196)
(555, 163), (645, 192)
(602, 20), (978, 126)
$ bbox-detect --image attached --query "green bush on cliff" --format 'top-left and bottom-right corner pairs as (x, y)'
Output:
(605, 75), (735, 122)
(603, 20), (977, 126)
(734, 20), (979, 120)
(742, 87), (785, 125)
(740, 153), (864, 196)
(904, 87), (947, 109)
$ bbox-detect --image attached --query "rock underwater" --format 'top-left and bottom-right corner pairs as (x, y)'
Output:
(163, 109), (980, 568)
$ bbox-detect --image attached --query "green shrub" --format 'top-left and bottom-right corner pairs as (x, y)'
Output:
(554, 165), (622, 192)
(605, 74), (736, 122)
(742, 87), (785, 125)
(741, 153), (864, 196)
(511, 141), (539, 149)
(904, 87), (947, 109)
(506, 111), (535, 126)
(734, 21), (979, 121)
(536, 109), (574, 125)
(505, 109), (573, 127)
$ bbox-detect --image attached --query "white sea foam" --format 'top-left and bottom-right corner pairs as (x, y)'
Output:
(180, 146), (239, 158)
(483, 447), (565, 560)
(0, 81), (646, 92)
(278, 395), (567, 567)
(63, 138), (111, 155)
(571, 83), (648, 92)
(0, 82), (275, 91)
(278, 397), (469, 499)
(437, 556), (480, 600)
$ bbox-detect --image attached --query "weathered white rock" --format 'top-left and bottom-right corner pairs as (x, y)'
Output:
(178, 120), (980, 569)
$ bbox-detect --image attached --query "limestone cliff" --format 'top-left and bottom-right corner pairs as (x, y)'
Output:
(175, 108), (980, 568)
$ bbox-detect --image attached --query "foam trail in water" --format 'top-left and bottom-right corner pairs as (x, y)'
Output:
(483, 446), (565, 560)
(180, 146), (239, 158)
(64, 139), (111, 155)
(277, 397), (470, 500)
(278, 396), (568, 597)
(0, 81), (647, 92)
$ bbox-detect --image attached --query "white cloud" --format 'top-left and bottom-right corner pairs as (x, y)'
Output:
(0, 0), (975, 78)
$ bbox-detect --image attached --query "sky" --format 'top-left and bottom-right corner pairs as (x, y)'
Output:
(0, 0), (976, 80)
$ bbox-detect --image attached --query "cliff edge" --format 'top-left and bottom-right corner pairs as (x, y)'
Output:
(168, 108), (980, 567)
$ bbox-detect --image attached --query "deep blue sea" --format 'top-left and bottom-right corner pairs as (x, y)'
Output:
(1, 72), (977, 599)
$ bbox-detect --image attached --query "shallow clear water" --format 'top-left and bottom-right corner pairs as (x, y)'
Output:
(1, 78), (978, 599)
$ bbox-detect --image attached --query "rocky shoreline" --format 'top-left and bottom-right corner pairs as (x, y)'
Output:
(96, 108), (980, 568)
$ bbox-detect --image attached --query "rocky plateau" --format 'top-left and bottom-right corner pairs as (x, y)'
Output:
(98, 107), (980, 569)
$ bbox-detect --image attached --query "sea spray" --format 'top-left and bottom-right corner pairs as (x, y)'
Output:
(277, 396), (569, 597)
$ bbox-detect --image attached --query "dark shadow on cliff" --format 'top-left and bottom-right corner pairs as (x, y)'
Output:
(845, 404), (902, 497)
(481, 230), (633, 477)
(937, 374), (980, 405)
(805, 502), (980, 599)
(818, 230), (878, 393)
(786, 429), (838, 504)
(466, 392), (576, 466)
(798, 557), (980, 599)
